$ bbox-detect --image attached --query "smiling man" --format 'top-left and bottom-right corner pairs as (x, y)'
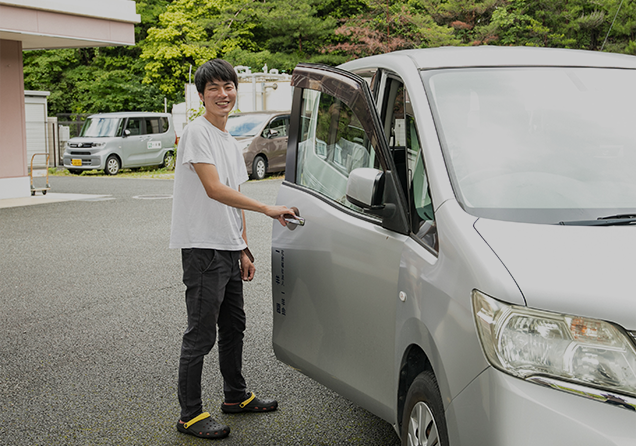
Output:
(169, 59), (294, 440)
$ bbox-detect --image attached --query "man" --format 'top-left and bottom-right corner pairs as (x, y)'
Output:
(169, 58), (294, 440)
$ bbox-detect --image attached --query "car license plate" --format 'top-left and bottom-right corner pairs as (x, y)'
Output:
(71, 159), (82, 166)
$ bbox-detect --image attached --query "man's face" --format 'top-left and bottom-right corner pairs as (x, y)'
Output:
(199, 78), (237, 119)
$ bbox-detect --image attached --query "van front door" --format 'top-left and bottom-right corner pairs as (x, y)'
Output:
(271, 64), (409, 422)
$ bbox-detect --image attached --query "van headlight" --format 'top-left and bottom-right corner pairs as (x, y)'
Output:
(472, 290), (636, 401)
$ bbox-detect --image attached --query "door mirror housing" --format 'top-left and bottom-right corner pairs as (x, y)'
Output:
(346, 168), (385, 210)
(123, 129), (131, 138)
(347, 167), (410, 234)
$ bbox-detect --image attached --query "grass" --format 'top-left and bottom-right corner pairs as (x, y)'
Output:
(49, 167), (284, 181)
(49, 166), (175, 179)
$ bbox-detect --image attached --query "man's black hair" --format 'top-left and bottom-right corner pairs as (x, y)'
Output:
(194, 59), (238, 95)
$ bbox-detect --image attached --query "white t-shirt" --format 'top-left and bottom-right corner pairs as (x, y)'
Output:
(169, 116), (249, 250)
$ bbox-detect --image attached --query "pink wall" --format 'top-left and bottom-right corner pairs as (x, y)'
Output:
(0, 5), (136, 48)
(0, 39), (27, 179)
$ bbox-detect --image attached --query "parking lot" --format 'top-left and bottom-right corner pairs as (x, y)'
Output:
(0, 175), (400, 446)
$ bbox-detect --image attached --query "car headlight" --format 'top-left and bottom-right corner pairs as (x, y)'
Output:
(472, 290), (636, 402)
(93, 142), (105, 147)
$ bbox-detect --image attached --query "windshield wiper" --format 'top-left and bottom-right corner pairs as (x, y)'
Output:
(558, 214), (636, 226)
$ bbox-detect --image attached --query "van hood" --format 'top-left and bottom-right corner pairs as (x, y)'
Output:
(474, 218), (636, 330)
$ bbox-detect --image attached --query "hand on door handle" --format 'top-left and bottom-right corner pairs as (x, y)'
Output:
(284, 206), (304, 229)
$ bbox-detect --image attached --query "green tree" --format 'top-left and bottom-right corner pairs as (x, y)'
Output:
(323, 0), (458, 59)
(141, 0), (346, 93)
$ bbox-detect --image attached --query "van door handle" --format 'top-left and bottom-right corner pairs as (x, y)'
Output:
(284, 206), (304, 229)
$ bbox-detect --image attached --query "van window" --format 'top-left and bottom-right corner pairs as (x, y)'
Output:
(382, 77), (437, 250)
(144, 118), (161, 134)
(125, 118), (142, 136)
(263, 116), (288, 138)
(297, 88), (382, 216)
(160, 117), (169, 133)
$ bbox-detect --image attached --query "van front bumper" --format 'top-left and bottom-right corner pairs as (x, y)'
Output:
(446, 366), (636, 445)
(63, 154), (105, 170)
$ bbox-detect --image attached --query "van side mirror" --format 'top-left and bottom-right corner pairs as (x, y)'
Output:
(346, 168), (385, 210)
(123, 129), (131, 138)
(346, 167), (410, 234)
(267, 129), (279, 138)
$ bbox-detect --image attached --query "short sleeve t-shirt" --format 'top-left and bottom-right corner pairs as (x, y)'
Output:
(169, 116), (249, 250)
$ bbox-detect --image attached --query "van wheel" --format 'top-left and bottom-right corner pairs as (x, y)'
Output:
(401, 371), (448, 446)
(104, 155), (121, 175)
(251, 155), (267, 180)
(161, 151), (175, 170)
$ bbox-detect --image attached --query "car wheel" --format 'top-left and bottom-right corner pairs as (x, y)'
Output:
(161, 151), (175, 170)
(251, 155), (267, 180)
(104, 155), (121, 175)
(401, 371), (449, 446)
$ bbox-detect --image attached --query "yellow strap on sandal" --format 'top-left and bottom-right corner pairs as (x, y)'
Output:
(184, 412), (210, 429)
(239, 392), (256, 409)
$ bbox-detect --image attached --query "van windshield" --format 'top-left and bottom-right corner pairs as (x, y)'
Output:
(80, 117), (122, 137)
(424, 67), (636, 224)
(226, 114), (270, 137)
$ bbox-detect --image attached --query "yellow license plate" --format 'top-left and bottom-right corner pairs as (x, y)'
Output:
(71, 159), (82, 166)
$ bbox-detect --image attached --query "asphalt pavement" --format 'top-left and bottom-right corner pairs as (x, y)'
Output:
(0, 175), (401, 446)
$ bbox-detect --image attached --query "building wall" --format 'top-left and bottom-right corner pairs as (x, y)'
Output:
(0, 1), (139, 199)
(0, 39), (29, 199)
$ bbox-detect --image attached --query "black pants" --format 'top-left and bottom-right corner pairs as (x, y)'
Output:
(178, 248), (247, 421)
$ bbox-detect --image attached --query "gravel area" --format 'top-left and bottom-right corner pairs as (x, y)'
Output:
(0, 175), (401, 446)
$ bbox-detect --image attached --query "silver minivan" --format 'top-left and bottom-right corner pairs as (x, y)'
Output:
(63, 112), (177, 175)
(272, 47), (636, 445)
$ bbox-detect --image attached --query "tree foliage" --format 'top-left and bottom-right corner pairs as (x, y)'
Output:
(22, 0), (636, 116)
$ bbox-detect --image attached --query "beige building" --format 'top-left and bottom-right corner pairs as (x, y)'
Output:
(0, 0), (140, 199)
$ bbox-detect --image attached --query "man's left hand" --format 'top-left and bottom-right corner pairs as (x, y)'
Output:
(240, 252), (255, 281)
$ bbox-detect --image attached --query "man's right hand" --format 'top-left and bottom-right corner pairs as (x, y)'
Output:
(266, 205), (295, 226)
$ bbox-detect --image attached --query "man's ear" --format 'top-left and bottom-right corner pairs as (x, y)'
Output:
(198, 92), (205, 106)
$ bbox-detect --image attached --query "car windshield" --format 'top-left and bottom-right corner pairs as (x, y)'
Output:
(226, 114), (270, 137)
(423, 67), (636, 224)
(80, 117), (122, 137)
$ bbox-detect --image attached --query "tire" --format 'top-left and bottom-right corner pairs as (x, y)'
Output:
(161, 151), (175, 170)
(401, 371), (449, 446)
(251, 155), (267, 180)
(104, 155), (121, 175)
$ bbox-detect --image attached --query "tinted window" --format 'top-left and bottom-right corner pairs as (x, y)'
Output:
(160, 117), (169, 133)
(126, 118), (142, 136)
(264, 117), (288, 138)
(383, 77), (436, 250)
(144, 118), (161, 134)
